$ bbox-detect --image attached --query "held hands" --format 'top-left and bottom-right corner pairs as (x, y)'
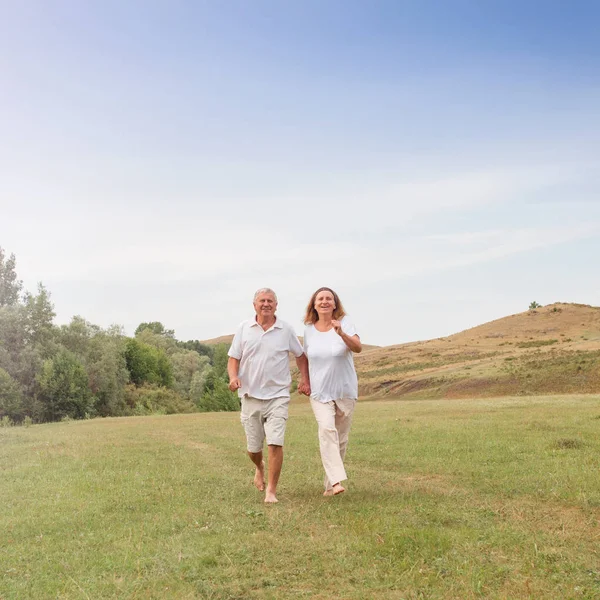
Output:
(332, 319), (344, 336)
(228, 377), (242, 392)
(297, 381), (311, 396)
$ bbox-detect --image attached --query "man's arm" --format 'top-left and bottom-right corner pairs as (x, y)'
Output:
(228, 357), (242, 392)
(295, 353), (311, 396)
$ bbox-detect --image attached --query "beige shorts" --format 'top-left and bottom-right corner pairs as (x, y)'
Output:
(240, 396), (289, 452)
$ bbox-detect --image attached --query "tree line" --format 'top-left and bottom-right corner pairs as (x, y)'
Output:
(0, 247), (239, 424)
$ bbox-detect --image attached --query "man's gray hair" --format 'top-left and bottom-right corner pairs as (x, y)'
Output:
(254, 288), (278, 302)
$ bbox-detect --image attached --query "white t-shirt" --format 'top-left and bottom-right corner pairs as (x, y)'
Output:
(228, 317), (304, 400)
(303, 315), (359, 403)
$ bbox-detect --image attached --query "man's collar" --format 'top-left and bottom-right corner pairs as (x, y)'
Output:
(251, 316), (282, 329)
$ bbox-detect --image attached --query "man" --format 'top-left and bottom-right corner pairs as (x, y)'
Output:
(228, 288), (310, 503)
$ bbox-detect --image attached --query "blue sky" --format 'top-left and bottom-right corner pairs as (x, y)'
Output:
(1, 1), (599, 345)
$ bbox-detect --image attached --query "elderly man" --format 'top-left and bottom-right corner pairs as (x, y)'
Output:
(228, 288), (310, 503)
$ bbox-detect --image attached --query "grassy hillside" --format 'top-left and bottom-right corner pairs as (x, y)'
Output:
(201, 334), (380, 352)
(202, 303), (600, 400)
(2, 395), (599, 599)
(356, 303), (600, 399)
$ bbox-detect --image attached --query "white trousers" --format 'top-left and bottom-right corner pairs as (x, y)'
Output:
(310, 398), (356, 491)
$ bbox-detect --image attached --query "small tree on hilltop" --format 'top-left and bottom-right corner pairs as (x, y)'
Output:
(529, 301), (541, 310)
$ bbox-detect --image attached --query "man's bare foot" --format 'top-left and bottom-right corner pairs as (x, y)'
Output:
(253, 462), (265, 491)
(323, 483), (345, 497)
(264, 489), (278, 503)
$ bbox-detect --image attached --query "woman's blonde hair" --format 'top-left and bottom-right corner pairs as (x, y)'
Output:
(303, 287), (346, 324)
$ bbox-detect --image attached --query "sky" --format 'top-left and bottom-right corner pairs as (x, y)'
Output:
(1, 1), (599, 346)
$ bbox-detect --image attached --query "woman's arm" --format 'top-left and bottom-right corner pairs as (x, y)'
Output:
(332, 320), (362, 353)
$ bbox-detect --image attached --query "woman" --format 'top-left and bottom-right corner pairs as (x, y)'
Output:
(303, 287), (362, 496)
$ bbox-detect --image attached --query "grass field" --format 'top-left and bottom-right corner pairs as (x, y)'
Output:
(2, 395), (600, 599)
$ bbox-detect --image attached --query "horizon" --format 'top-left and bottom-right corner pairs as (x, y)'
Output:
(2, 1), (599, 346)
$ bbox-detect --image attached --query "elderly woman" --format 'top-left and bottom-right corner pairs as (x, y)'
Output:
(303, 287), (362, 496)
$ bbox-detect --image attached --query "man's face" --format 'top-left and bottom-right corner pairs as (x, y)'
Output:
(253, 292), (277, 318)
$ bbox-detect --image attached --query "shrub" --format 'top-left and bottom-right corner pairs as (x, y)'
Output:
(517, 339), (558, 349)
(196, 372), (240, 413)
(124, 384), (195, 416)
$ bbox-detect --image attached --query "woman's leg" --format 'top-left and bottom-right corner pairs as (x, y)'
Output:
(310, 398), (347, 492)
(335, 398), (356, 465)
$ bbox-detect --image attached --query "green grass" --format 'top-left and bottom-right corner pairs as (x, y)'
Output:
(359, 352), (499, 379)
(2, 395), (600, 599)
(516, 340), (559, 349)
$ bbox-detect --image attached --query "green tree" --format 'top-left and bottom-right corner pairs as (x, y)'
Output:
(87, 329), (130, 417)
(124, 338), (173, 387)
(0, 247), (23, 307)
(135, 327), (179, 355)
(22, 283), (56, 350)
(135, 322), (175, 338)
(189, 362), (213, 403)
(59, 319), (129, 417)
(0, 305), (42, 403)
(0, 254), (48, 409)
(212, 343), (231, 378)
(59, 316), (99, 360)
(0, 367), (25, 422)
(529, 301), (542, 310)
(36, 349), (92, 421)
(178, 340), (214, 362)
(171, 350), (210, 396)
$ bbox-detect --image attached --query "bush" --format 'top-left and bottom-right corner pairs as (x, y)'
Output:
(124, 384), (196, 416)
(517, 339), (558, 349)
(196, 370), (240, 413)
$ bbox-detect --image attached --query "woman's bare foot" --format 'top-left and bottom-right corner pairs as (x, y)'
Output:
(323, 483), (345, 497)
(264, 488), (278, 503)
(254, 462), (265, 491)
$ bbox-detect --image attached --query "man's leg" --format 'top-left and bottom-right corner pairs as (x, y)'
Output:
(241, 397), (266, 491)
(263, 397), (289, 503)
(265, 445), (283, 503)
(248, 450), (265, 491)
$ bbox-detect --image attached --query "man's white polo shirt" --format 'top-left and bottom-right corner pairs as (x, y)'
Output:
(228, 317), (304, 400)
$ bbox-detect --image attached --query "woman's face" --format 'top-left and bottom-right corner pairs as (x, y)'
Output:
(314, 290), (335, 317)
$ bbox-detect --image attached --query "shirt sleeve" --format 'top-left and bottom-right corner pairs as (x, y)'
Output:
(227, 323), (244, 359)
(288, 326), (305, 357)
(341, 316), (359, 338)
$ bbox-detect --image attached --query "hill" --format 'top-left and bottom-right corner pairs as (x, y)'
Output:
(201, 304), (600, 399)
(200, 332), (380, 352)
(356, 303), (600, 399)
(200, 334), (235, 346)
